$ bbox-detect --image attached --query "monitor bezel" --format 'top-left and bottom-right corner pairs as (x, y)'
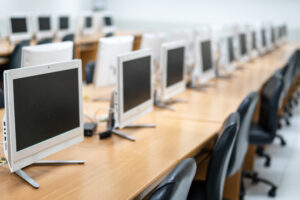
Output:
(36, 15), (54, 40)
(101, 13), (116, 35)
(194, 36), (216, 83)
(160, 40), (186, 101)
(3, 60), (83, 172)
(238, 31), (249, 62)
(56, 15), (71, 38)
(82, 13), (95, 35)
(8, 14), (32, 43)
(221, 34), (236, 72)
(117, 49), (153, 129)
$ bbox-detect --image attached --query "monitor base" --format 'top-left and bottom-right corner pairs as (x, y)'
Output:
(217, 74), (233, 80)
(92, 97), (110, 102)
(155, 99), (187, 111)
(187, 83), (214, 92)
(15, 160), (85, 189)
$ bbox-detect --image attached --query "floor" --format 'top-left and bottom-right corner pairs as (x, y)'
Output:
(245, 104), (300, 200)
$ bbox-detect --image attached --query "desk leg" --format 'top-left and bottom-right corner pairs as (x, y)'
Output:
(223, 169), (242, 200)
(243, 145), (256, 171)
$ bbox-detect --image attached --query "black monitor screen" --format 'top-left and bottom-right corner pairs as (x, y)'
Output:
(201, 40), (213, 72)
(123, 56), (151, 112)
(85, 17), (92, 28)
(228, 37), (235, 63)
(104, 16), (113, 26)
(252, 31), (256, 50)
(59, 16), (69, 30)
(13, 69), (80, 151)
(239, 33), (247, 56)
(166, 47), (184, 87)
(271, 28), (275, 43)
(38, 17), (51, 31)
(11, 17), (27, 33)
(262, 29), (266, 47)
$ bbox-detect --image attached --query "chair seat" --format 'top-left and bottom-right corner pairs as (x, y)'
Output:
(249, 124), (274, 145)
(187, 180), (206, 200)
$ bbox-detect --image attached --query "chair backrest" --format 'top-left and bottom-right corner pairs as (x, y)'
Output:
(292, 49), (300, 80)
(205, 112), (240, 200)
(149, 158), (197, 200)
(259, 73), (284, 136)
(9, 40), (30, 69)
(227, 92), (259, 176)
(37, 37), (53, 45)
(93, 35), (134, 87)
(282, 53), (296, 96)
(62, 34), (75, 42)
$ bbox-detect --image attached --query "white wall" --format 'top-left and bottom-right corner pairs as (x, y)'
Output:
(107, 0), (300, 40)
(0, 0), (93, 37)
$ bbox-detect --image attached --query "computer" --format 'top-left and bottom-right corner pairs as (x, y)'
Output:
(82, 13), (94, 35)
(2, 60), (84, 188)
(220, 35), (236, 72)
(56, 15), (71, 38)
(99, 49), (154, 141)
(189, 36), (215, 89)
(140, 33), (166, 68)
(155, 40), (186, 110)
(93, 36), (134, 87)
(21, 41), (73, 67)
(261, 28), (267, 53)
(101, 13), (116, 36)
(8, 15), (32, 43)
(238, 32), (248, 61)
(36, 15), (54, 40)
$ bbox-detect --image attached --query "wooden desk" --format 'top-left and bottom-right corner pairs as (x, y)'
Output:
(0, 43), (298, 200)
(0, 107), (219, 200)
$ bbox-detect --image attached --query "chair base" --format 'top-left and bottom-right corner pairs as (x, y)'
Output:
(256, 146), (271, 167)
(276, 134), (287, 146)
(243, 171), (277, 198)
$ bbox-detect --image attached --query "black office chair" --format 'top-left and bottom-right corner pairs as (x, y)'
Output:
(85, 62), (95, 84)
(62, 33), (75, 42)
(8, 40), (30, 69)
(245, 73), (284, 197)
(188, 112), (240, 200)
(37, 37), (53, 45)
(227, 92), (259, 177)
(0, 89), (4, 109)
(62, 33), (75, 59)
(149, 158), (197, 200)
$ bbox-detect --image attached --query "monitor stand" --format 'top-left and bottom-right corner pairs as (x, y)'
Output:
(155, 99), (187, 111)
(186, 79), (214, 92)
(99, 92), (156, 142)
(15, 160), (85, 189)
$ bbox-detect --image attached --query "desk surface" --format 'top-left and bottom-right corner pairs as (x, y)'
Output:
(0, 43), (298, 199)
(0, 108), (219, 200)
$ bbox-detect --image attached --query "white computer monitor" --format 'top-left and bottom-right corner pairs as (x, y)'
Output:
(79, 13), (95, 35)
(2, 60), (83, 173)
(56, 15), (71, 38)
(8, 14), (32, 43)
(159, 40), (186, 101)
(220, 35), (236, 72)
(249, 29), (259, 59)
(259, 27), (268, 54)
(194, 36), (216, 83)
(21, 41), (73, 67)
(93, 36), (134, 87)
(36, 15), (54, 40)
(116, 49), (153, 129)
(140, 33), (166, 67)
(101, 13), (116, 36)
(238, 31), (249, 62)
